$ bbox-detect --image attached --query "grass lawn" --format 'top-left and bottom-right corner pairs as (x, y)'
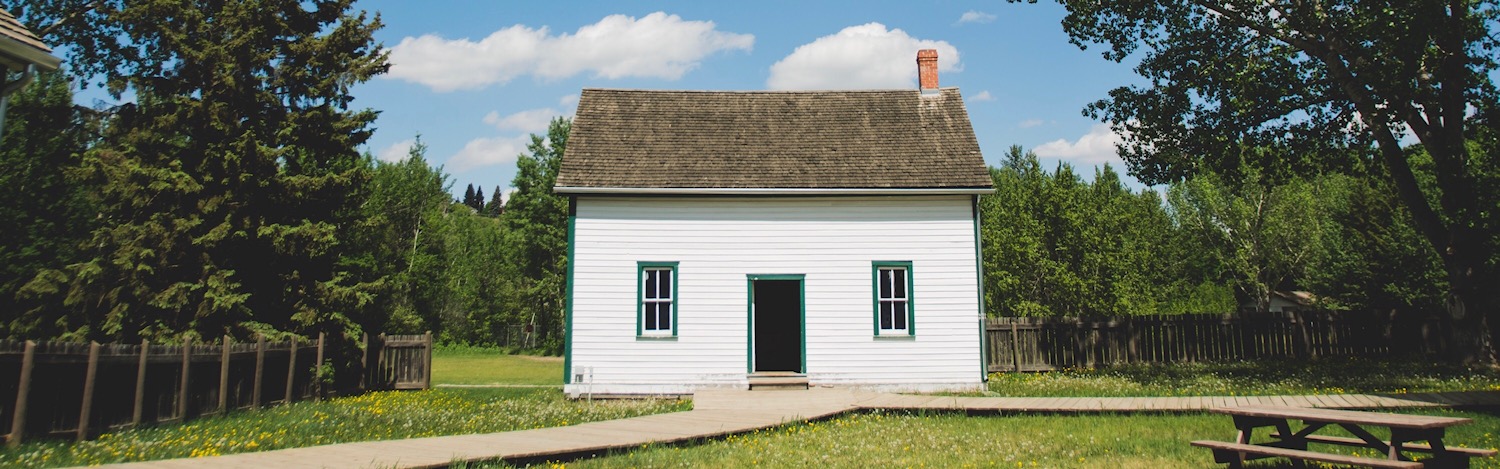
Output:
(0, 346), (682, 468)
(432, 344), (563, 386)
(987, 357), (1500, 397)
(528, 409), (1500, 468)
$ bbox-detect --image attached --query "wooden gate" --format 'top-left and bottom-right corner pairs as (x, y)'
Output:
(364, 332), (432, 390)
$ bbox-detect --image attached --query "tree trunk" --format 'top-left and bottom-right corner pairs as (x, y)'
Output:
(1442, 252), (1497, 364)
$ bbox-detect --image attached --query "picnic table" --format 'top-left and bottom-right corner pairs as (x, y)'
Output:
(1192, 405), (1497, 468)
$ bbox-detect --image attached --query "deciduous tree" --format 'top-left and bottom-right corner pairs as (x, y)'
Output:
(1051, 0), (1500, 361)
(500, 117), (570, 353)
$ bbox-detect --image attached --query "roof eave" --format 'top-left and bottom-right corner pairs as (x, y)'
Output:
(554, 186), (996, 196)
(0, 35), (60, 72)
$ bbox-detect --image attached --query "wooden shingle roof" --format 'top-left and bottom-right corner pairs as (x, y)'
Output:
(556, 88), (992, 193)
(0, 8), (60, 71)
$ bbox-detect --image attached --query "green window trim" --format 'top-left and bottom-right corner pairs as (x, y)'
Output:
(871, 261), (915, 336)
(637, 262), (680, 337)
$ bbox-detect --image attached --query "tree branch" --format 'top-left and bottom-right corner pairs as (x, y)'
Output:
(1190, 0), (1451, 259)
(35, 0), (106, 39)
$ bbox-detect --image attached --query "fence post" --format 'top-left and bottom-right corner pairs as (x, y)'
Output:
(177, 337), (191, 420)
(423, 331), (433, 390)
(1009, 321), (1020, 372)
(1293, 311), (1313, 359)
(315, 332), (325, 400)
(133, 339), (148, 426)
(284, 337), (298, 404)
(376, 333), (386, 390)
(218, 336), (231, 413)
(252, 334), (265, 408)
(76, 341), (101, 441)
(360, 333), (369, 392)
(7, 340), (35, 447)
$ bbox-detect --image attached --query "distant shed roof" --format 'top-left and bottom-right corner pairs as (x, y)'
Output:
(0, 8), (60, 71)
(556, 88), (992, 193)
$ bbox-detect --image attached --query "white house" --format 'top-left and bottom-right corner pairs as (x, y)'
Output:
(556, 50), (993, 397)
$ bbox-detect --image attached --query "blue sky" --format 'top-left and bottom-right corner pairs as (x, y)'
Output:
(353, 1), (1150, 198)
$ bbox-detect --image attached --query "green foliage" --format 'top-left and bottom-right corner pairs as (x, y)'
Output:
(11, 0), (388, 343)
(348, 138), (519, 344)
(980, 146), (1187, 317)
(1308, 170), (1446, 314)
(498, 117), (571, 354)
(1167, 171), (1331, 312)
(1051, 0), (1500, 360)
(0, 71), (98, 338)
(357, 137), (450, 334)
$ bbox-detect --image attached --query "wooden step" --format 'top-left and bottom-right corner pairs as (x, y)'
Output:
(748, 373), (808, 390)
(1192, 440), (1423, 469)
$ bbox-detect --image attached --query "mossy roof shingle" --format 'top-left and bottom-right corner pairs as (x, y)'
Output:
(556, 88), (991, 191)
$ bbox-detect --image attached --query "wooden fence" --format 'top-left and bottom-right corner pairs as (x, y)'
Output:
(985, 311), (1434, 372)
(3, 331), (433, 447)
(363, 332), (433, 391)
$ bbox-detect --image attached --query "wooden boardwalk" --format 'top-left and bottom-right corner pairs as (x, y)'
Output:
(93, 389), (1500, 469)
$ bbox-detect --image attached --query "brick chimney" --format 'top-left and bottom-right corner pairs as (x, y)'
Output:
(917, 49), (939, 93)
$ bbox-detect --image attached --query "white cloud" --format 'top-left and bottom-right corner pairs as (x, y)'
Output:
(1019, 119), (1044, 129)
(484, 108), (562, 133)
(559, 94), (580, 107)
(969, 90), (994, 102)
(766, 23), (960, 90)
(388, 12), (754, 92)
(377, 139), (415, 162)
(958, 11), (997, 24)
(448, 135), (532, 172)
(1033, 123), (1126, 165)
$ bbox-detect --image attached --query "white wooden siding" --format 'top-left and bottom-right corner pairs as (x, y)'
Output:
(565, 195), (983, 396)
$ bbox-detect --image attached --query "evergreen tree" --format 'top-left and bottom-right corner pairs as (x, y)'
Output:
(15, 0), (388, 342)
(462, 184), (477, 210)
(0, 71), (99, 338)
(484, 185), (505, 217)
(472, 186), (486, 212)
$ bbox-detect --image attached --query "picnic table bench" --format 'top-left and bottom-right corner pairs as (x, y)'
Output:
(1193, 405), (1496, 468)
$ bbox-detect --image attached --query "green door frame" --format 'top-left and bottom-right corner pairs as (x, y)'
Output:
(745, 274), (806, 374)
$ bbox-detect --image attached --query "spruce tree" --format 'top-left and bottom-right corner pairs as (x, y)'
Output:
(484, 185), (504, 217)
(0, 71), (98, 338)
(15, 0), (389, 341)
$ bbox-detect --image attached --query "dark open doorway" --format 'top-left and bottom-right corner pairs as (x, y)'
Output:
(750, 278), (803, 373)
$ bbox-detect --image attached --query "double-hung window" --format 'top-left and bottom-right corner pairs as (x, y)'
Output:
(638, 262), (678, 337)
(873, 261), (914, 336)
